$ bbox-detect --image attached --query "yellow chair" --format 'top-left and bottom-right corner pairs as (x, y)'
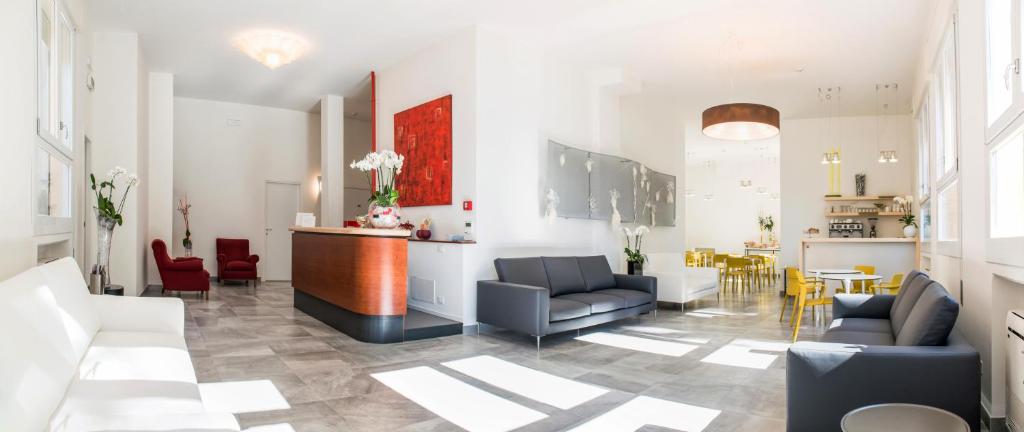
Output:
(745, 255), (767, 289)
(781, 267), (823, 323)
(789, 267), (833, 342)
(852, 265), (876, 294)
(724, 257), (754, 291)
(873, 273), (905, 295)
(685, 251), (698, 267)
(713, 254), (730, 282)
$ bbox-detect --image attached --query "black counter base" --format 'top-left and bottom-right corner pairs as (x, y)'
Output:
(294, 289), (405, 343)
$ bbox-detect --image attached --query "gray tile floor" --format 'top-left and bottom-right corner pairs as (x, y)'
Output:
(170, 280), (830, 431)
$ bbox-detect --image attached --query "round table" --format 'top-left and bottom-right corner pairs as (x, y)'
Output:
(842, 403), (969, 432)
(808, 268), (861, 277)
(820, 273), (883, 294)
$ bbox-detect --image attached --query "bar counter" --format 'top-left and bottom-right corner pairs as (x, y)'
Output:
(290, 226), (412, 343)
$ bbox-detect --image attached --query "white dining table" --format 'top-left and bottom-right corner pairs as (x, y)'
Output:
(820, 273), (884, 294)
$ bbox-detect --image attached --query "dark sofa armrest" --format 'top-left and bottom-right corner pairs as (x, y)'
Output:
(613, 274), (657, 296)
(832, 294), (896, 319)
(786, 332), (980, 432)
(477, 280), (549, 337)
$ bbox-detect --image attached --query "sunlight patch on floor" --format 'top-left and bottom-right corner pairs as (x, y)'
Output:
(243, 423), (296, 432)
(566, 396), (720, 432)
(700, 339), (791, 369)
(576, 332), (699, 357)
(442, 355), (607, 409)
(619, 325), (685, 335)
(198, 380), (290, 414)
(372, 366), (547, 432)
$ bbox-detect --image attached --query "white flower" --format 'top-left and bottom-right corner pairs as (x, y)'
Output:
(127, 174), (139, 187)
(107, 166), (126, 179)
(622, 227), (634, 238)
(635, 225), (650, 236)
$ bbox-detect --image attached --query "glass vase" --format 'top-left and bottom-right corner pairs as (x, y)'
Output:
(90, 214), (117, 294)
(368, 202), (402, 229)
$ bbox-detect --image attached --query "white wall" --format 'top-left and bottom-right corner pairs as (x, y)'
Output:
(173, 97), (320, 275)
(90, 32), (147, 294)
(147, 73), (173, 286)
(779, 114), (915, 270)
(685, 138), (780, 253)
(342, 116), (372, 220)
(0, 0), (41, 279)
(375, 28), (477, 240)
(319, 95), (343, 227)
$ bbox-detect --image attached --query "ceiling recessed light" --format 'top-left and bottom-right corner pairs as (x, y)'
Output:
(233, 30), (309, 69)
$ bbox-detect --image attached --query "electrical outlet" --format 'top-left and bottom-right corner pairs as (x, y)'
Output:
(437, 296), (446, 305)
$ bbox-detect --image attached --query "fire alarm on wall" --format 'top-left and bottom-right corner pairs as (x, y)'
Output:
(462, 200), (473, 211)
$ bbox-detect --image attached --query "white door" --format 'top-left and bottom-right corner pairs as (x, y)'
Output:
(265, 182), (299, 281)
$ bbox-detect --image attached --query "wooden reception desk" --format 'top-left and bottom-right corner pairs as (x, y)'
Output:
(290, 226), (412, 343)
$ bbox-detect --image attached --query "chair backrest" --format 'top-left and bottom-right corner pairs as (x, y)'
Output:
(151, 239), (173, 269)
(889, 273), (905, 286)
(713, 254), (729, 265)
(216, 238), (251, 261)
(726, 257), (751, 268)
(785, 267), (806, 295)
(0, 260), (97, 430)
(854, 265), (876, 275)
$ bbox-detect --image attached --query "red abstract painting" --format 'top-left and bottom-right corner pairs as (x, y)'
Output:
(394, 95), (452, 207)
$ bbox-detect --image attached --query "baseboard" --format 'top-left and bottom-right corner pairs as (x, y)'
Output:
(983, 399), (1007, 432)
(407, 304), (462, 323)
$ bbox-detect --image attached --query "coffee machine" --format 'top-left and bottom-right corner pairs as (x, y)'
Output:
(829, 220), (864, 238)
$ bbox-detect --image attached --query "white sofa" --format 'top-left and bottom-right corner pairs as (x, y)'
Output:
(0, 257), (239, 432)
(645, 253), (720, 306)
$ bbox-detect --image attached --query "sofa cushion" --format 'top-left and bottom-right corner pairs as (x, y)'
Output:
(224, 261), (256, 271)
(0, 267), (81, 431)
(556, 292), (627, 314)
(821, 330), (895, 346)
(494, 258), (550, 289)
(51, 380), (205, 429)
(592, 288), (653, 308)
(577, 255), (617, 291)
(542, 257), (587, 296)
(890, 273), (932, 336)
(827, 318), (893, 334)
(38, 257), (102, 361)
(79, 331), (197, 384)
(895, 283), (960, 346)
(550, 298), (591, 322)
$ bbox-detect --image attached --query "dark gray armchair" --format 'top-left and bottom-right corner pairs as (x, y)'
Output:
(477, 256), (656, 348)
(786, 270), (981, 431)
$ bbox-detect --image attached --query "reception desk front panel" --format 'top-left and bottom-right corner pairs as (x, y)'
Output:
(291, 227), (410, 343)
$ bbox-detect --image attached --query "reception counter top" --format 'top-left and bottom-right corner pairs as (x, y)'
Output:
(290, 226), (410, 343)
(799, 237), (920, 280)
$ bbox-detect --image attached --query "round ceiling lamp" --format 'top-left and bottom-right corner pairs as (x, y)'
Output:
(701, 103), (780, 141)
(233, 30), (309, 69)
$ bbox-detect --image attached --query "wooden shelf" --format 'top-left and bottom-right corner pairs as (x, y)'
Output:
(826, 212), (903, 217)
(824, 195), (898, 201)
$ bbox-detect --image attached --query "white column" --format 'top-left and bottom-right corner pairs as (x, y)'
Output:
(147, 72), (173, 287)
(320, 95), (344, 227)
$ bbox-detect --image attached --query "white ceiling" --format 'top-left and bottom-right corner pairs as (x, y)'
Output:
(87, 0), (933, 116)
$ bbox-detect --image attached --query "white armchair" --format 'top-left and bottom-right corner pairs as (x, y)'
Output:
(645, 253), (719, 307)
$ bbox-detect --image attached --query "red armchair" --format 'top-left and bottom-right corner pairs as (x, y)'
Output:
(152, 239), (210, 298)
(216, 238), (260, 286)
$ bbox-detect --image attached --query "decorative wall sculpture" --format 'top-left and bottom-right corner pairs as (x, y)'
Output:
(394, 95), (452, 207)
(545, 141), (676, 226)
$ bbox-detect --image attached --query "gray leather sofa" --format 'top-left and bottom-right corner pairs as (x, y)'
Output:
(786, 270), (980, 432)
(477, 256), (656, 347)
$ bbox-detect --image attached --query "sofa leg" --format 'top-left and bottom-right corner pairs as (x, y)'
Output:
(535, 335), (541, 350)
(576, 329), (580, 337)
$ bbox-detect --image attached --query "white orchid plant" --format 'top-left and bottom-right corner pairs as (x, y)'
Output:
(350, 150), (405, 207)
(622, 225), (650, 264)
(90, 166), (139, 226)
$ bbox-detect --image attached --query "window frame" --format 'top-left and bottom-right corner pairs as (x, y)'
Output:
(34, 0), (76, 237)
(931, 16), (962, 258)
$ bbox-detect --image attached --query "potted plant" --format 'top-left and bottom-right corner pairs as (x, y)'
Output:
(350, 150), (405, 228)
(416, 218), (432, 240)
(623, 225), (650, 275)
(895, 196), (918, 238)
(758, 214), (775, 245)
(177, 197), (193, 256)
(89, 166), (139, 293)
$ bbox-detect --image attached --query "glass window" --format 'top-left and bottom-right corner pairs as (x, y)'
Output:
(37, 0), (54, 139)
(921, 200), (933, 245)
(35, 148), (71, 218)
(991, 131), (1024, 238)
(917, 98), (931, 200)
(938, 180), (960, 242)
(57, 9), (73, 150)
(987, 0), (1013, 126)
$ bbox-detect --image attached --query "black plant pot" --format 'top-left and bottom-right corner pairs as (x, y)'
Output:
(627, 261), (644, 276)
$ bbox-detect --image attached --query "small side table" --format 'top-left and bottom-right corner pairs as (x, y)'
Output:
(103, 284), (124, 296)
(842, 403), (969, 432)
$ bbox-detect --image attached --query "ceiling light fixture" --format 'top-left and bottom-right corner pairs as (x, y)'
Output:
(233, 30), (309, 69)
(702, 103), (780, 141)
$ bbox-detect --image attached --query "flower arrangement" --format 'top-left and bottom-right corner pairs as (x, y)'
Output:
(758, 214), (775, 233)
(350, 150), (405, 207)
(893, 196), (917, 228)
(177, 197), (193, 252)
(89, 166), (139, 225)
(622, 225), (650, 264)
